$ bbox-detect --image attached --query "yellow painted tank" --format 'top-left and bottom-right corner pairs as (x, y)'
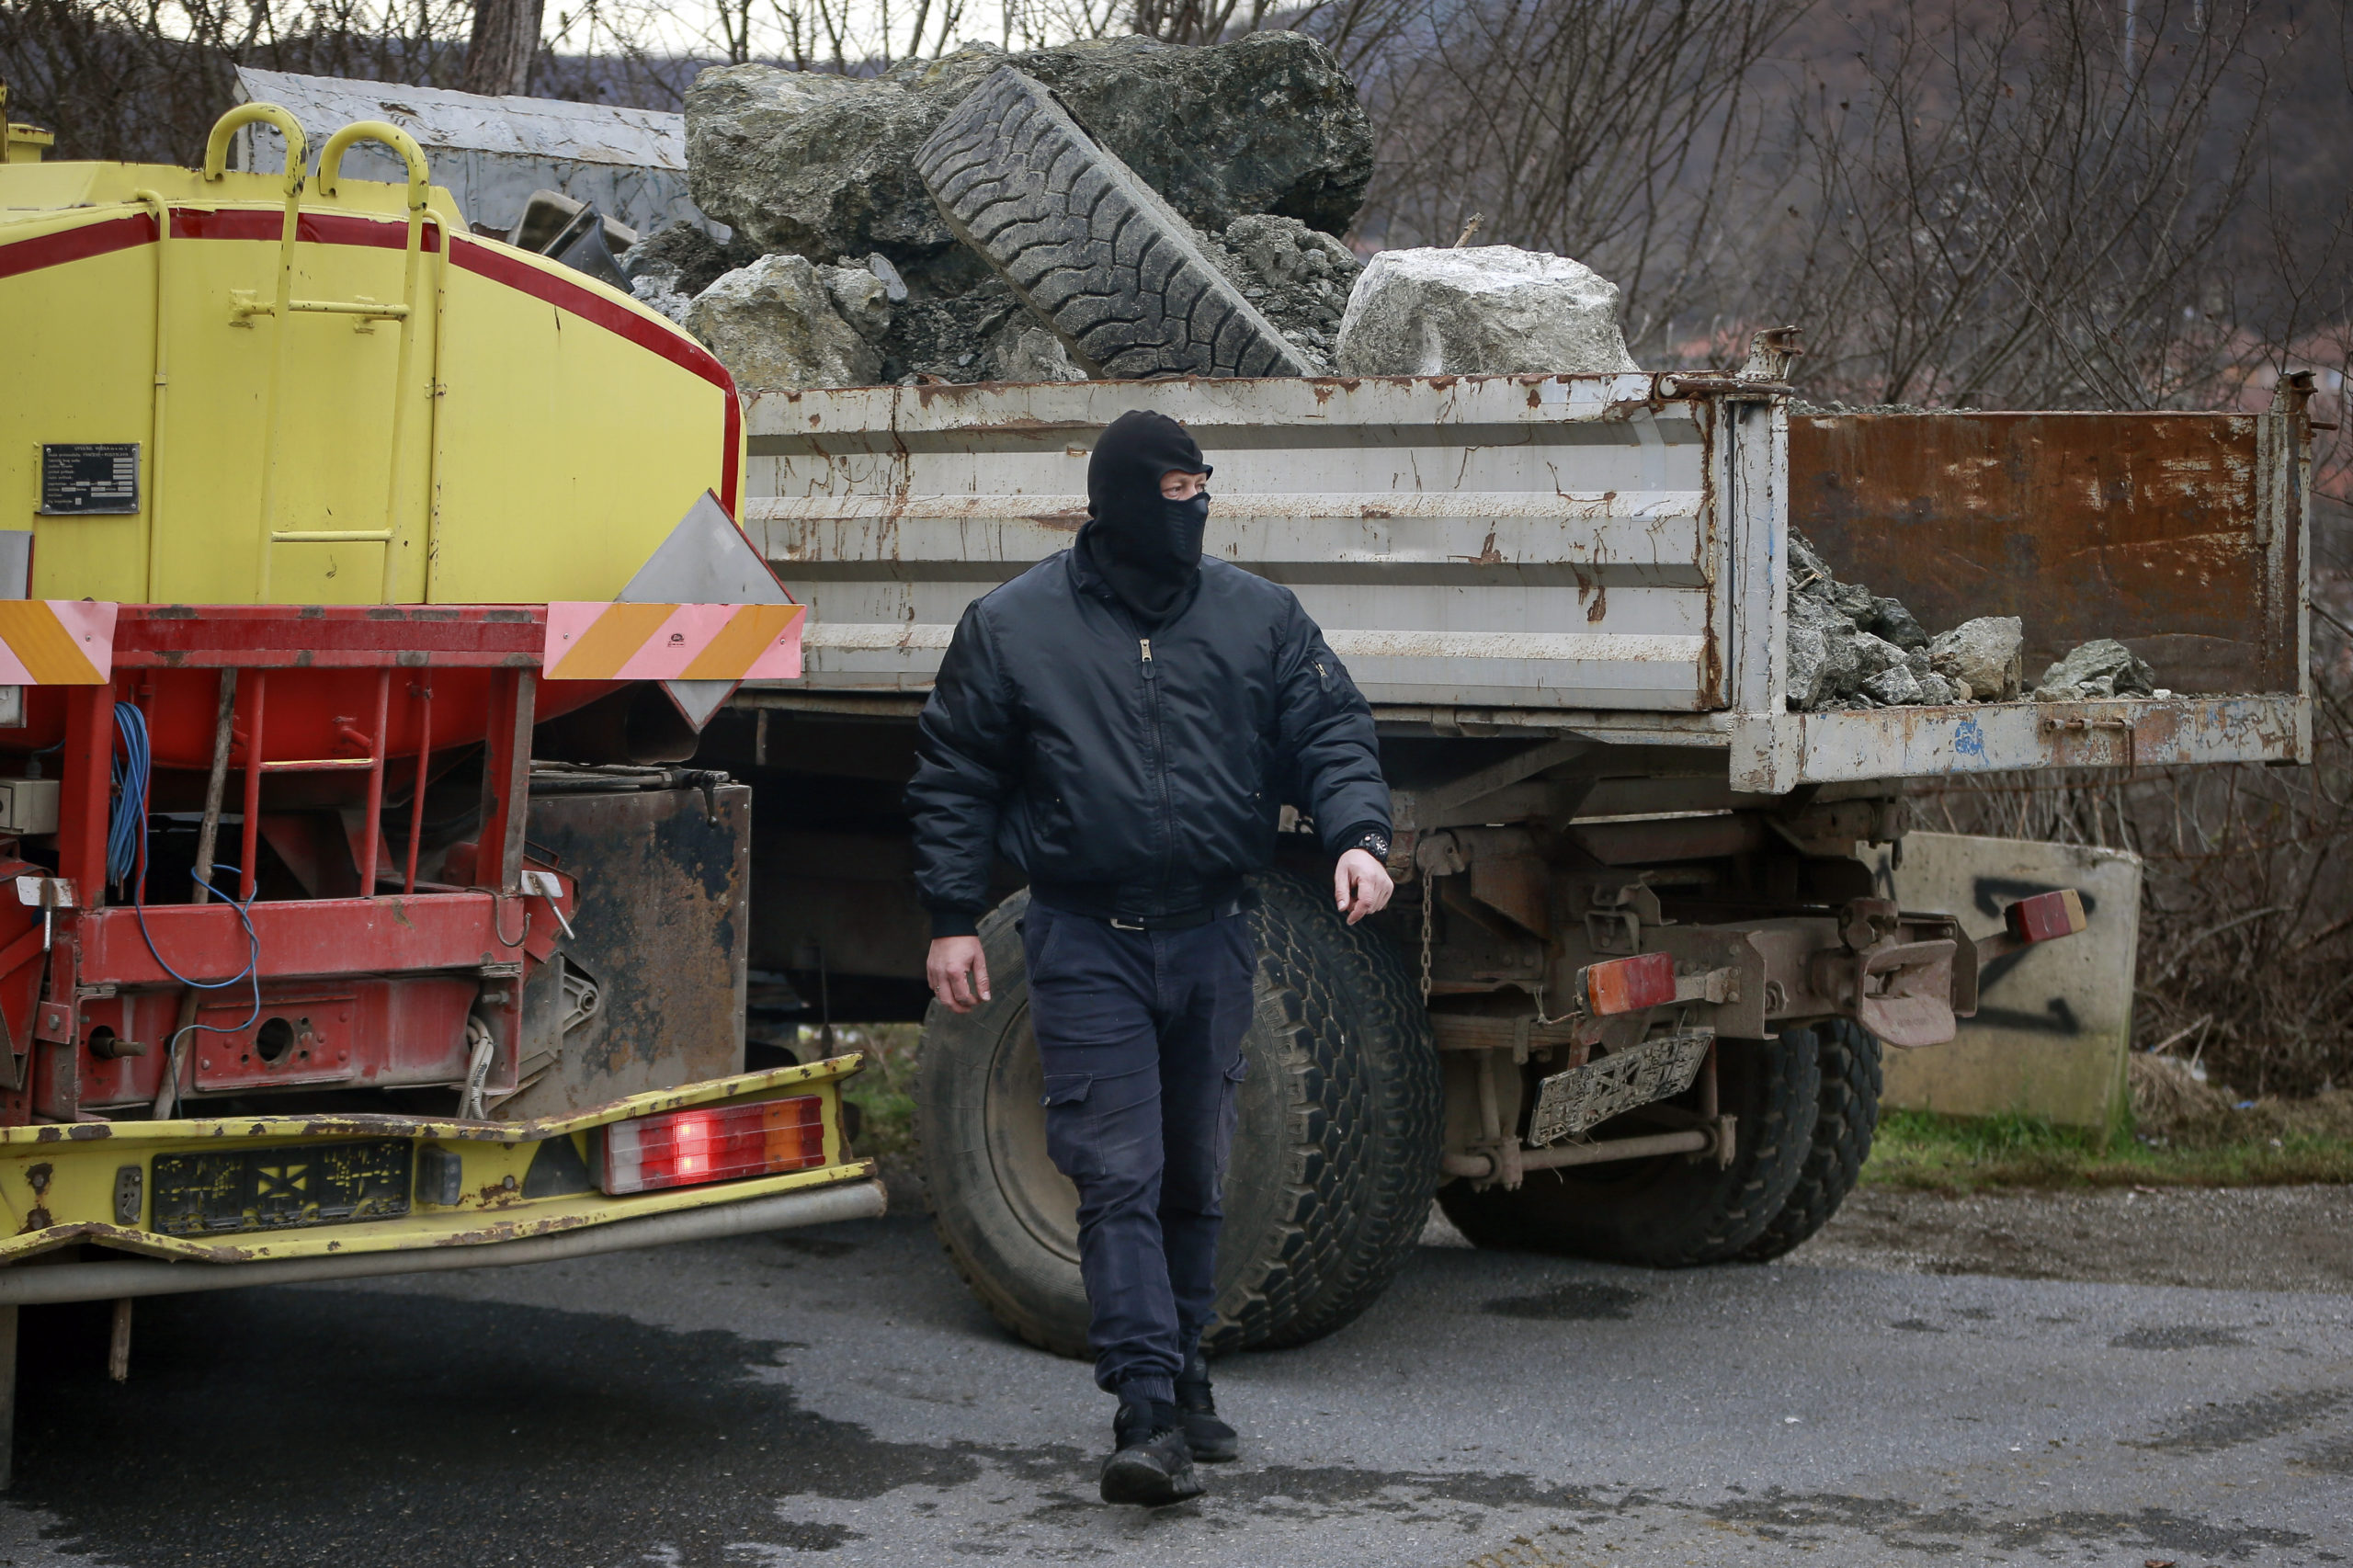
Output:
(0, 104), (744, 608)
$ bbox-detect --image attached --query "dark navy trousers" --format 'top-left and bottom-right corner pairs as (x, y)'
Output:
(1022, 898), (1256, 1403)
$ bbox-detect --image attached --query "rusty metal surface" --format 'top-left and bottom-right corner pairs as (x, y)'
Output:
(1791, 413), (2302, 696)
(501, 781), (752, 1119)
(1729, 693), (2310, 792)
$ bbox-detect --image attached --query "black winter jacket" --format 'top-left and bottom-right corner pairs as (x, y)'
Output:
(908, 543), (1389, 936)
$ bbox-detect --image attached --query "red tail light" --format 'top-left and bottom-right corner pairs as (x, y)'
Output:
(597, 1096), (827, 1196)
(1583, 951), (1677, 1016)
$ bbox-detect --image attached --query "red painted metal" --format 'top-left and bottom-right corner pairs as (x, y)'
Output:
(404, 676), (434, 897)
(5, 607), (616, 770)
(75, 895), (544, 986)
(9, 606), (593, 1126)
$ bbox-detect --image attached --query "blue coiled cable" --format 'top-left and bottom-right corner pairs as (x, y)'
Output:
(108, 703), (263, 1087)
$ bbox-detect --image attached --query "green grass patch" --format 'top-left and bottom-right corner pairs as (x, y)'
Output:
(1862, 1103), (2353, 1192)
(818, 1023), (921, 1159)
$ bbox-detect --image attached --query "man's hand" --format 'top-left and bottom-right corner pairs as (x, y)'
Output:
(1334, 848), (1394, 926)
(927, 936), (992, 1013)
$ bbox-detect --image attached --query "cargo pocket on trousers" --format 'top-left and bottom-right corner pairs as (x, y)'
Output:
(1040, 1072), (1093, 1108)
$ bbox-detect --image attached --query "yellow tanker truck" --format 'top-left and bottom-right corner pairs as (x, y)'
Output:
(0, 101), (881, 1483)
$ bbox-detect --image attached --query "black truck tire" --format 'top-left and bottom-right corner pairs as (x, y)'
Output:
(1739, 1019), (1882, 1261)
(915, 64), (1311, 380)
(915, 872), (1440, 1359)
(1435, 1032), (1822, 1267)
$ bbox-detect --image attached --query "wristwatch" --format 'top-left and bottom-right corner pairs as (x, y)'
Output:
(1347, 827), (1392, 861)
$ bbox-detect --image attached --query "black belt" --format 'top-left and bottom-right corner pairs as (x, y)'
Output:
(1097, 896), (1248, 933)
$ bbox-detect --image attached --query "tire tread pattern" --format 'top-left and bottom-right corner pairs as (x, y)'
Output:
(1210, 872), (1443, 1350)
(915, 65), (1310, 380)
(1739, 1020), (1882, 1261)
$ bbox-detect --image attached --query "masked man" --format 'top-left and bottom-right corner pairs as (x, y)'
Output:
(908, 409), (1394, 1506)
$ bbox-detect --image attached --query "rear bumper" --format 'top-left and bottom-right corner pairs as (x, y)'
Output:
(0, 1056), (877, 1302)
(0, 1177), (886, 1305)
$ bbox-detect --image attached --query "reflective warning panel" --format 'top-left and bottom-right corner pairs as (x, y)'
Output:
(0, 601), (116, 684)
(542, 601), (805, 682)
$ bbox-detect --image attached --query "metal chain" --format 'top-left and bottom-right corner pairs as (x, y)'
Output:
(1418, 871), (1434, 1003)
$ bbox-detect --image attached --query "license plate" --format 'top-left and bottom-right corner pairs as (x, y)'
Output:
(150, 1139), (414, 1236)
(1527, 1028), (1714, 1147)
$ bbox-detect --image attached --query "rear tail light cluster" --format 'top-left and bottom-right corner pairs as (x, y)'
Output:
(597, 1096), (827, 1196)
(1580, 951), (1678, 1016)
(2006, 888), (2088, 944)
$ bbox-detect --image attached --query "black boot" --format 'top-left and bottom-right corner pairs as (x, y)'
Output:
(1174, 1348), (1239, 1463)
(1099, 1396), (1203, 1506)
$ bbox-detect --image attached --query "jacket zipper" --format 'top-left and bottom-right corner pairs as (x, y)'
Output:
(1140, 636), (1178, 904)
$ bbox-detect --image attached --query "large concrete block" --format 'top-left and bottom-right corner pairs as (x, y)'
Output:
(1876, 832), (2142, 1131)
(1333, 245), (1639, 376)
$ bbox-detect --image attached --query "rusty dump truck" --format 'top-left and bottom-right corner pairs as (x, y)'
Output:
(714, 364), (2313, 1358)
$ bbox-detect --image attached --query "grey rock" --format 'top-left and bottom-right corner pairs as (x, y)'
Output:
(1205, 214), (1362, 369)
(821, 263), (893, 344)
(1785, 623), (1830, 712)
(1870, 596), (1930, 652)
(1786, 593), (1861, 710)
(992, 318), (1086, 382)
(1929, 616), (2026, 702)
(878, 276), (1024, 383)
(620, 220), (758, 299)
(2037, 638), (2156, 700)
(626, 260), (696, 325)
(1916, 671), (1964, 704)
(864, 252), (909, 303)
(1335, 245), (1640, 376)
(1861, 663), (1925, 706)
(685, 32), (1371, 289)
(683, 254), (881, 392)
(1848, 631), (1910, 687)
(1828, 579), (1878, 625)
(1790, 531), (1836, 600)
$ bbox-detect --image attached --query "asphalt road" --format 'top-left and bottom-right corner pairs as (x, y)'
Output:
(2, 1192), (2347, 1568)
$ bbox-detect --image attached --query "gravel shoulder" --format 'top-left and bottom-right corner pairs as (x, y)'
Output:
(1424, 1181), (2353, 1293)
(1788, 1183), (2353, 1292)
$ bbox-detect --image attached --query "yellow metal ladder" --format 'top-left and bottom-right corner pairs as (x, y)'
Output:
(200, 104), (442, 604)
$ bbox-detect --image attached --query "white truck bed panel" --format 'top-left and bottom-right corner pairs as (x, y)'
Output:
(742, 375), (2312, 791)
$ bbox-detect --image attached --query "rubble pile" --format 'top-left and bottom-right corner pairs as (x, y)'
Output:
(1787, 532), (2165, 712)
(637, 31), (1375, 392)
(1335, 246), (1640, 377)
(1203, 215), (1364, 362)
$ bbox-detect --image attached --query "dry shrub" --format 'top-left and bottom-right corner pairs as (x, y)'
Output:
(2131, 1053), (2353, 1147)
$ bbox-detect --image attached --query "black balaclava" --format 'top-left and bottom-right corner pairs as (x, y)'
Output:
(1081, 409), (1213, 623)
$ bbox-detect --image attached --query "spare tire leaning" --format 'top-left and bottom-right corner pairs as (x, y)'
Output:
(915, 872), (1440, 1359)
(915, 64), (1311, 380)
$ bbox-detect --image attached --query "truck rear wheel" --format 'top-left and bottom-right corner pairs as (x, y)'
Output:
(1740, 1019), (1882, 1260)
(915, 872), (1440, 1358)
(1435, 1032), (1821, 1267)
